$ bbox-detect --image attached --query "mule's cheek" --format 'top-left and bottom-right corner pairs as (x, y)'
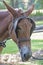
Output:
(19, 46), (32, 61)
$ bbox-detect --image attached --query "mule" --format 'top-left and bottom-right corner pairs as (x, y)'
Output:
(0, 1), (35, 61)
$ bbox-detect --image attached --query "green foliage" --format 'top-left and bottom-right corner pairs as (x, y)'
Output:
(30, 11), (43, 17)
(0, 0), (43, 9)
(38, 0), (43, 8)
(0, 2), (6, 9)
(30, 0), (43, 9)
(0, 0), (11, 9)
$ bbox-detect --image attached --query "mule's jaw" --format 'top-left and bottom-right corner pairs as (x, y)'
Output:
(19, 46), (32, 62)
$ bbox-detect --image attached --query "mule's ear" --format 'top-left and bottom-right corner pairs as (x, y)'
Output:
(3, 1), (17, 16)
(24, 4), (34, 16)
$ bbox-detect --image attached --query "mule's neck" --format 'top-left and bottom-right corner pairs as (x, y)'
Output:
(0, 13), (13, 41)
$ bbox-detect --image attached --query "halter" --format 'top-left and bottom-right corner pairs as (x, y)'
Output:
(13, 16), (35, 43)
(13, 16), (35, 36)
(18, 38), (31, 43)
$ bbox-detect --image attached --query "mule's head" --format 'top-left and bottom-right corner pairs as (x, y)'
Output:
(3, 1), (35, 61)
(15, 18), (35, 61)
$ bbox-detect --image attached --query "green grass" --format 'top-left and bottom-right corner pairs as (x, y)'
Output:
(2, 39), (43, 65)
(2, 39), (19, 54)
(31, 40), (43, 51)
(2, 39), (43, 54)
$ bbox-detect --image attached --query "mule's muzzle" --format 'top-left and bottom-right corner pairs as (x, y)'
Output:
(20, 46), (32, 62)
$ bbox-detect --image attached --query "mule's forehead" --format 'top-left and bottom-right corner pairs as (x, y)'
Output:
(18, 18), (32, 29)
(17, 18), (32, 38)
(14, 17), (35, 38)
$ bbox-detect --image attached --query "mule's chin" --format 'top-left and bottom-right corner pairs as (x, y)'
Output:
(19, 46), (32, 62)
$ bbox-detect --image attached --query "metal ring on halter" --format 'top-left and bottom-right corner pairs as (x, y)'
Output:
(0, 41), (6, 47)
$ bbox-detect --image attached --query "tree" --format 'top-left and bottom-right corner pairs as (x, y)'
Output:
(39, 0), (43, 9)
(10, 0), (14, 7)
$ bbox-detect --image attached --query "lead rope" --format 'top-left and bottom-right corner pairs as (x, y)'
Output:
(32, 56), (43, 60)
(31, 50), (43, 60)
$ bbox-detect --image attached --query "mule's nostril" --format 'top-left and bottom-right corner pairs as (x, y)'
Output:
(24, 54), (28, 59)
(24, 53), (30, 60)
(24, 54), (26, 58)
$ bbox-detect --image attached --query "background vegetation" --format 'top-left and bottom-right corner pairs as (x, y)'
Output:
(0, 0), (43, 17)
(0, 0), (43, 9)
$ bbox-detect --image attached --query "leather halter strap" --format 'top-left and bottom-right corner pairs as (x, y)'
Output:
(7, 16), (35, 45)
(18, 38), (31, 43)
(13, 16), (27, 31)
(0, 16), (35, 47)
(12, 16), (35, 43)
(13, 16), (35, 37)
